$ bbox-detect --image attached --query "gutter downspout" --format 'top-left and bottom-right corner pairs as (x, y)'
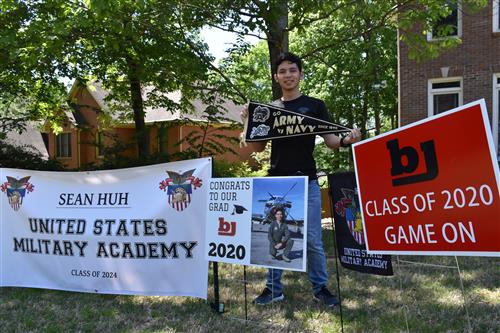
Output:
(77, 129), (81, 168)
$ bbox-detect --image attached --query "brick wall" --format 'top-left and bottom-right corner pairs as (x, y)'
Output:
(399, 2), (500, 127)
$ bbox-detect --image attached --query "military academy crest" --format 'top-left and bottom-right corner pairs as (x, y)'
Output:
(159, 169), (202, 211)
(335, 187), (364, 245)
(1, 176), (35, 211)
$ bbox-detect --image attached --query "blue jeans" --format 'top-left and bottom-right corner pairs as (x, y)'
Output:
(266, 179), (329, 295)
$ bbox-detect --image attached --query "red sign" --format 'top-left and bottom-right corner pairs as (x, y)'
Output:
(353, 100), (500, 256)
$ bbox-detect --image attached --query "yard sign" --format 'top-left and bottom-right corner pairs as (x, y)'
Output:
(353, 100), (500, 256)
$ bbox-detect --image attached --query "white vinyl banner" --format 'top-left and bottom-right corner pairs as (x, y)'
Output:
(0, 157), (211, 298)
(205, 177), (308, 272)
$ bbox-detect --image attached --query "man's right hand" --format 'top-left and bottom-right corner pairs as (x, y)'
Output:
(240, 103), (267, 152)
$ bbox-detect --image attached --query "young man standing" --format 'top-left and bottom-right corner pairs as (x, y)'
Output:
(241, 52), (361, 307)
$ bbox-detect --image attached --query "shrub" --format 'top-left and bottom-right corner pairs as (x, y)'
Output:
(0, 139), (63, 171)
(213, 159), (267, 178)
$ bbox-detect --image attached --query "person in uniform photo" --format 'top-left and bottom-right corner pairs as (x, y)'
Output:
(268, 207), (294, 263)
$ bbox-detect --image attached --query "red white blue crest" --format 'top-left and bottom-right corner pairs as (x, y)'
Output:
(159, 169), (202, 211)
(335, 187), (365, 246)
(1, 176), (35, 211)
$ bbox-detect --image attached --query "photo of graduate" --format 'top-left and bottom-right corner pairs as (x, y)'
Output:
(250, 177), (307, 271)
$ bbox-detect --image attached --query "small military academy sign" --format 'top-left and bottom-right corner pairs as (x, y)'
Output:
(158, 169), (203, 211)
(1, 176), (34, 211)
(353, 100), (500, 256)
(244, 101), (351, 141)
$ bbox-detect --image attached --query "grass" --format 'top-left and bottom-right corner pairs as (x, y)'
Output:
(1, 226), (499, 333)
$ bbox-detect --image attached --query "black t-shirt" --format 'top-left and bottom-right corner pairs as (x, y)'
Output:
(268, 95), (332, 179)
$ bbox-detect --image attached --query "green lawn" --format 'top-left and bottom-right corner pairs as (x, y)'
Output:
(1, 233), (499, 332)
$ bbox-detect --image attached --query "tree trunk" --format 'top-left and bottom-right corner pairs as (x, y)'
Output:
(126, 58), (149, 158)
(265, 1), (289, 100)
(360, 92), (368, 139)
(374, 95), (381, 135)
(393, 103), (398, 129)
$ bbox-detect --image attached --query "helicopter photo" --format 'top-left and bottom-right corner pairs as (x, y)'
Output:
(251, 182), (304, 232)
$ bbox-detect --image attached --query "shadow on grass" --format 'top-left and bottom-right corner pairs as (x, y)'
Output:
(1, 243), (498, 332)
(0, 286), (257, 333)
(214, 230), (499, 333)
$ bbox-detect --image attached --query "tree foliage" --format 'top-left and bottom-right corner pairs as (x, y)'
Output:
(217, 41), (272, 103)
(1, 0), (215, 157)
(212, 0), (487, 171)
(1, 0), (489, 170)
(292, 1), (399, 138)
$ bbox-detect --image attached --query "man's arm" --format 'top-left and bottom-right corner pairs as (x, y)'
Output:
(322, 133), (342, 149)
(322, 128), (361, 149)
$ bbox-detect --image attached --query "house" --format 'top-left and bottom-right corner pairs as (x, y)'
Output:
(3, 122), (49, 159)
(398, 0), (500, 161)
(43, 81), (255, 169)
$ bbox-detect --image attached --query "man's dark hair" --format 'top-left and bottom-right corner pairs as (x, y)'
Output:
(272, 207), (285, 215)
(274, 52), (302, 73)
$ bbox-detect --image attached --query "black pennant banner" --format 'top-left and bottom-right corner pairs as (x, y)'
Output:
(245, 101), (351, 141)
(328, 172), (393, 276)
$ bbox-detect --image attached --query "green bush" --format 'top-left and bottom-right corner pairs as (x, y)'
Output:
(79, 152), (171, 171)
(213, 159), (267, 178)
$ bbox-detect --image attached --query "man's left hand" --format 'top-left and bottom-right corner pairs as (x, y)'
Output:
(344, 128), (361, 145)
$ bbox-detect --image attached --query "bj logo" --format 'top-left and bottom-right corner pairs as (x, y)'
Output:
(386, 138), (438, 186)
(218, 217), (236, 236)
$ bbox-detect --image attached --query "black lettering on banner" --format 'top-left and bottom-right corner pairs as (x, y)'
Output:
(122, 242), (133, 258)
(208, 242), (216, 256)
(93, 220), (103, 235)
(208, 242), (246, 260)
(156, 219), (168, 235)
(96, 242), (108, 257)
(143, 219), (154, 235)
(101, 271), (118, 278)
(226, 244), (235, 259)
(14, 238), (25, 252)
(160, 243), (177, 258)
(217, 243), (226, 257)
(116, 220), (129, 236)
(179, 241), (197, 258)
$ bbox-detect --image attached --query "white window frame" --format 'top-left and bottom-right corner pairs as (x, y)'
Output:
(56, 132), (72, 158)
(493, 74), (500, 160)
(494, 0), (500, 32)
(427, 2), (463, 40)
(427, 77), (463, 117)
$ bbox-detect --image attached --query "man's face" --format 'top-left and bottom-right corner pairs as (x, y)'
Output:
(275, 210), (283, 221)
(274, 61), (303, 92)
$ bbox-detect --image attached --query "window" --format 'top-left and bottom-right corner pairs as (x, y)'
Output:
(428, 78), (462, 116)
(96, 132), (104, 157)
(493, 74), (500, 160)
(56, 133), (72, 158)
(157, 127), (168, 153)
(427, 2), (462, 40)
(494, 0), (500, 32)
